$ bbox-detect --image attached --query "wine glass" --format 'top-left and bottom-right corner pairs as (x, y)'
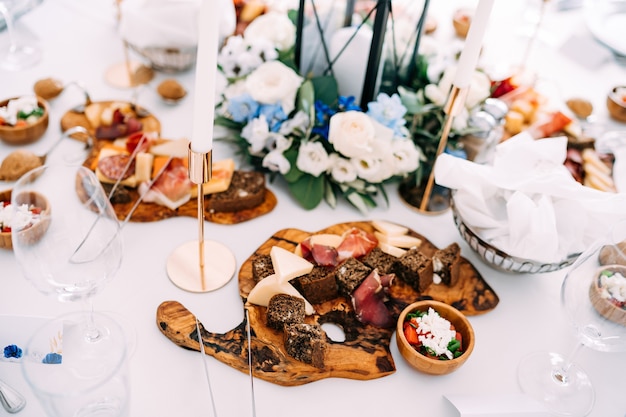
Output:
(518, 220), (626, 416)
(0, 0), (42, 71)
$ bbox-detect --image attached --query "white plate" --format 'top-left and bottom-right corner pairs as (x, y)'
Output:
(586, 0), (626, 56)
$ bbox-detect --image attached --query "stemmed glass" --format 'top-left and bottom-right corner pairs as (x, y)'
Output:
(10, 163), (127, 415)
(518, 220), (626, 416)
(0, 0), (42, 70)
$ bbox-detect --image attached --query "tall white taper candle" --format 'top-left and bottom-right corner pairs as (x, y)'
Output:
(191, 0), (219, 153)
(452, 0), (494, 89)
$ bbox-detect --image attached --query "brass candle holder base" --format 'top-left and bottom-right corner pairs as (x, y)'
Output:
(166, 147), (236, 293)
(105, 61), (154, 89)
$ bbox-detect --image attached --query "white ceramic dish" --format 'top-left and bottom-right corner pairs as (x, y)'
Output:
(586, 0), (626, 57)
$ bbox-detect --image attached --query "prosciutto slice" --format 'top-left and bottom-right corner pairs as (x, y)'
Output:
(351, 269), (395, 328)
(139, 157), (192, 209)
(336, 227), (378, 261)
(300, 237), (339, 267)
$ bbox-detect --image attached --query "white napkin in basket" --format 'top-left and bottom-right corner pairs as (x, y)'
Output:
(119, 0), (236, 49)
(435, 132), (626, 263)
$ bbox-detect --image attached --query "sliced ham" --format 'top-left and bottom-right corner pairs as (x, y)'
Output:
(351, 269), (395, 328)
(300, 237), (339, 267)
(139, 157), (192, 210)
(337, 227), (378, 261)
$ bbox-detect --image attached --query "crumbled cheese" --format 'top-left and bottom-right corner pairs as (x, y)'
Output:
(0, 202), (40, 231)
(600, 270), (626, 303)
(415, 307), (457, 359)
(432, 257), (444, 284)
(0, 96), (39, 126)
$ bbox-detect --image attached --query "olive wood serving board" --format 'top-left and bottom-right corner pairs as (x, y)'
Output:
(157, 221), (499, 386)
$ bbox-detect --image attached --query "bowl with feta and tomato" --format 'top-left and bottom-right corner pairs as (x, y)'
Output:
(0, 189), (50, 250)
(0, 95), (49, 145)
(396, 300), (475, 375)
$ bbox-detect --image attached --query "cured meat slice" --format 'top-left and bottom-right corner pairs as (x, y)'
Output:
(97, 154), (135, 180)
(151, 157), (191, 202)
(351, 269), (395, 328)
(337, 227), (378, 261)
(300, 237), (339, 267)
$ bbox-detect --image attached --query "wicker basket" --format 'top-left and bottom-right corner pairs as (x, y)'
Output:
(450, 198), (579, 274)
(126, 42), (197, 73)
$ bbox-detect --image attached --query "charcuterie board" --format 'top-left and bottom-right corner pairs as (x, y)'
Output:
(157, 221), (499, 386)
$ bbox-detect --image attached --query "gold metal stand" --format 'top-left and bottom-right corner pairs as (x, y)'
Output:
(166, 146), (236, 293)
(417, 85), (468, 213)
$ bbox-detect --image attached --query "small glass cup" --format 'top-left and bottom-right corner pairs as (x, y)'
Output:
(21, 311), (130, 417)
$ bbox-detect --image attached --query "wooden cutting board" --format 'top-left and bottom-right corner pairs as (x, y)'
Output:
(157, 221), (499, 386)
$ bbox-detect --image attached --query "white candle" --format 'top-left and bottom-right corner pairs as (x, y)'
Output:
(452, 0), (494, 89)
(329, 26), (373, 104)
(191, 0), (219, 153)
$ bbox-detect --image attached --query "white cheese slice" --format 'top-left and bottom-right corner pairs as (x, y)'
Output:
(374, 231), (422, 248)
(135, 152), (154, 183)
(378, 242), (406, 257)
(150, 138), (190, 158)
(271, 246), (313, 284)
(372, 220), (409, 236)
(246, 274), (315, 315)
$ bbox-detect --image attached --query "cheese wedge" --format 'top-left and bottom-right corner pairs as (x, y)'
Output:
(271, 246), (313, 284)
(150, 138), (190, 158)
(189, 158), (236, 196)
(247, 274), (315, 315)
(135, 152), (154, 183)
(374, 231), (421, 248)
(378, 241), (407, 257)
(371, 220), (409, 236)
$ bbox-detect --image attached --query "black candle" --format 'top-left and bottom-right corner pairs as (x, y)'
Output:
(360, 0), (390, 108)
(344, 0), (356, 27)
(295, 0), (305, 70)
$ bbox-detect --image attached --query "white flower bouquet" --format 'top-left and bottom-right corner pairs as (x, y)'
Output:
(215, 11), (423, 212)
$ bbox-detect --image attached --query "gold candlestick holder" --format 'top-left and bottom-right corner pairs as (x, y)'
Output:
(417, 84), (468, 214)
(166, 146), (236, 293)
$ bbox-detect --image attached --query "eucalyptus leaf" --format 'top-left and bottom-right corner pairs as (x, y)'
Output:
(311, 76), (338, 106)
(289, 174), (325, 210)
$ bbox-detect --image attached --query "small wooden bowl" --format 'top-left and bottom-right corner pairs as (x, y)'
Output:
(396, 300), (475, 375)
(607, 86), (626, 123)
(0, 189), (51, 250)
(0, 96), (50, 145)
(589, 265), (626, 326)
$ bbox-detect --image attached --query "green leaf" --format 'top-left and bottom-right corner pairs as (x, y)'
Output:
(346, 191), (371, 215)
(324, 181), (337, 208)
(214, 116), (244, 130)
(297, 80), (315, 115)
(283, 148), (304, 182)
(288, 174), (325, 210)
(311, 76), (338, 107)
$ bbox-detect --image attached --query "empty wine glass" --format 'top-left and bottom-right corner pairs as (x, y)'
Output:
(0, 0), (42, 71)
(518, 220), (626, 416)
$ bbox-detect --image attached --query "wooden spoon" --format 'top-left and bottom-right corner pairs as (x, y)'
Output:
(0, 126), (94, 181)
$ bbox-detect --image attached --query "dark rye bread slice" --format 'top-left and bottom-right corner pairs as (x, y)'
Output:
(208, 170), (266, 213)
(283, 322), (327, 369)
(251, 254), (274, 282)
(361, 247), (398, 274)
(266, 294), (305, 330)
(290, 265), (338, 304)
(333, 257), (372, 298)
(432, 242), (461, 286)
(394, 247), (433, 292)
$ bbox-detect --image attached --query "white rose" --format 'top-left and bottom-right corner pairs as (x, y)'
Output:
(262, 150), (291, 174)
(390, 139), (420, 175)
(245, 61), (303, 114)
(244, 12), (296, 50)
(353, 155), (391, 183)
(296, 141), (330, 177)
(432, 66), (491, 109)
(328, 111), (376, 159)
(279, 110), (310, 136)
(241, 115), (270, 154)
(328, 153), (357, 183)
(266, 132), (292, 152)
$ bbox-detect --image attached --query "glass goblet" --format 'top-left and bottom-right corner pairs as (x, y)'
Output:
(10, 163), (123, 341)
(518, 220), (626, 416)
(21, 310), (129, 417)
(0, 0), (42, 71)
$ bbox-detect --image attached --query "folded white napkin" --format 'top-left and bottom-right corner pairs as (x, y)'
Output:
(119, 0), (236, 49)
(435, 132), (626, 263)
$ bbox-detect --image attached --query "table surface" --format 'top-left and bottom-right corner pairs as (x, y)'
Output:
(1, 1), (625, 416)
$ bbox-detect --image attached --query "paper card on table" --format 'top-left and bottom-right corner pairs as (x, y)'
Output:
(558, 34), (613, 70)
(444, 393), (551, 417)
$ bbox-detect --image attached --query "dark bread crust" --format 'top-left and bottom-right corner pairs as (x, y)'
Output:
(208, 170), (266, 212)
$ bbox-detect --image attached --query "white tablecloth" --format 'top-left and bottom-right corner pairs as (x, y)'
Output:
(1, 1), (625, 416)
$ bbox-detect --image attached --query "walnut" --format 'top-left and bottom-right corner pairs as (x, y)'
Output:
(33, 78), (64, 100)
(157, 79), (187, 102)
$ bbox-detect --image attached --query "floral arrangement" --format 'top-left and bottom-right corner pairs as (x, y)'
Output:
(215, 7), (493, 212)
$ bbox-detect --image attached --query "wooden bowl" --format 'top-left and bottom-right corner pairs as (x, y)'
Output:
(0, 96), (49, 145)
(396, 300), (475, 375)
(589, 265), (626, 326)
(607, 86), (626, 123)
(0, 188), (51, 250)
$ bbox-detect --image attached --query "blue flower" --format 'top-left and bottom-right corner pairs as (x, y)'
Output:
(258, 103), (287, 132)
(42, 353), (62, 364)
(228, 94), (260, 123)
(337, 96), (361, 112)
(312, 100), (336, 139)
(367, 93), (407, 137)
(3, 344), (22, 359)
